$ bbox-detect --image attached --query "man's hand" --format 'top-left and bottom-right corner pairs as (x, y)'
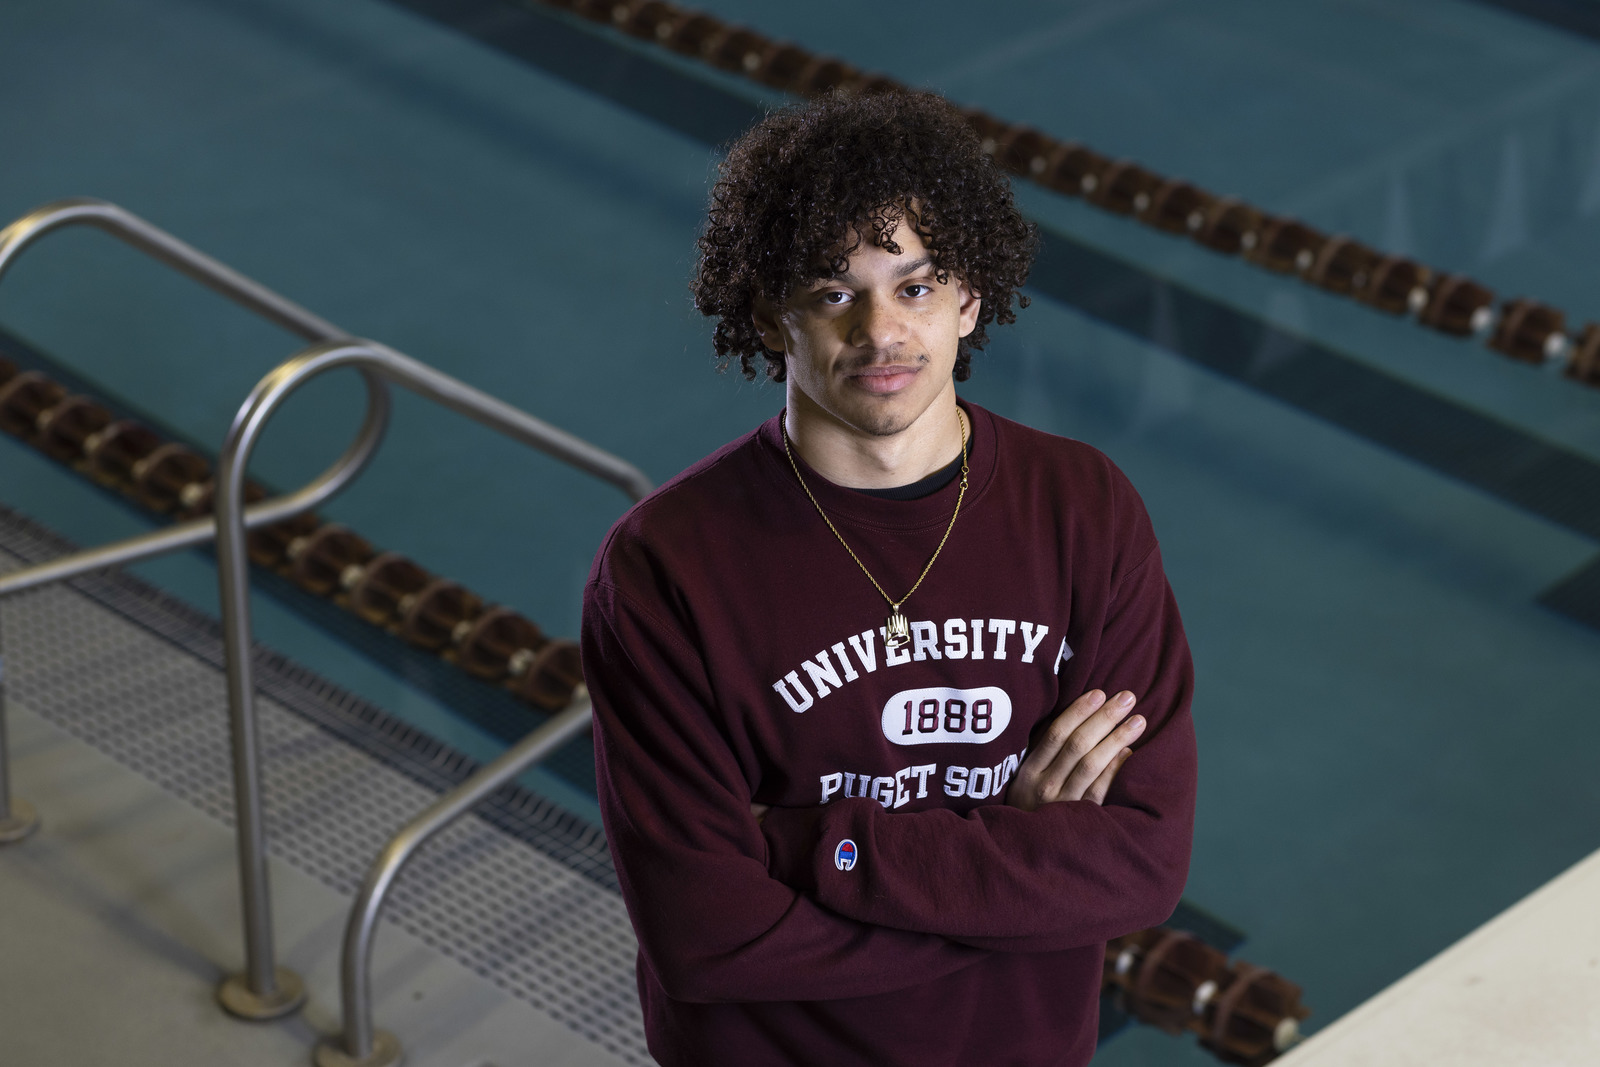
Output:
(1006, 690), (1144, 811)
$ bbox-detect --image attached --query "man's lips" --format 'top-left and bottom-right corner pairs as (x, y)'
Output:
(847, 363), (920, 394)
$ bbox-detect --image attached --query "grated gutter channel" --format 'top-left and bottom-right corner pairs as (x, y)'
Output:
(0, 503), (649, 1065)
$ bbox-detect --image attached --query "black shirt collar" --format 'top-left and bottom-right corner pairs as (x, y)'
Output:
(849, 432), (974, 501)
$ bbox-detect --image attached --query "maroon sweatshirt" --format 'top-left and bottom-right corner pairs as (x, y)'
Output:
(582, 401), (1196, 1066)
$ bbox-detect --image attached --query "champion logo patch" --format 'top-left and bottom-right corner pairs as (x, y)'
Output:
(833, 838), (858, 871)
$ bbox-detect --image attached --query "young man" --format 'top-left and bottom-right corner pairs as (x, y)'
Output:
(582, 90), (1196, 1066)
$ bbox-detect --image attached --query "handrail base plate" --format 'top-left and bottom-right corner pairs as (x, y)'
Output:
(217, 967), (307, 1020)
(0, 797), (39, 843)
(314, 1029), (401, 1067)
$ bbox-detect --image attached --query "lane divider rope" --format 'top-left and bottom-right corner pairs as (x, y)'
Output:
(537, 0), (1600, 391)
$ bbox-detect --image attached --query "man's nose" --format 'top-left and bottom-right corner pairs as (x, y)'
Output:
(847, 294), (908, 350)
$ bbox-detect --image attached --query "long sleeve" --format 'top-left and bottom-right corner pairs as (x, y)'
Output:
(581, 407), (1186, 1065)
(584, 576), (988, 1004)
(758, 546), (1197, 953)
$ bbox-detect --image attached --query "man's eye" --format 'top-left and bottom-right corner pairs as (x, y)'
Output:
(904, 284), (931, 298)
(821, 291), (850, 305)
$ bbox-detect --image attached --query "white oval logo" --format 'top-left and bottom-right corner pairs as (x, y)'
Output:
(881, 686), (1012, 745)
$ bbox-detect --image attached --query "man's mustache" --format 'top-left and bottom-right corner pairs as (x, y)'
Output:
(840, 351), (930, 372)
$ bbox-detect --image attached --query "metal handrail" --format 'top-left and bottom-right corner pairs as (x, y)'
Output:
(211, 339), (648, 1032)
(0, 199), (652, 1029)
(0, 199), (382, 1017)
(0, 198), (348, 341)
(0, 198), (385, 1017)
(0, 196), (388, 602)
(315, 690), (595, 1067)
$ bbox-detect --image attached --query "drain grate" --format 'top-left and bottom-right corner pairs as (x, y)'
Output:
(0, 504), (649, 1065)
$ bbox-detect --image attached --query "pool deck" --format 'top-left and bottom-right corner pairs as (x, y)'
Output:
(0, 701), (629, 1067)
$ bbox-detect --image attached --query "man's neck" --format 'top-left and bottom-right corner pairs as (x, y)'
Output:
(783, 385), (965, 490)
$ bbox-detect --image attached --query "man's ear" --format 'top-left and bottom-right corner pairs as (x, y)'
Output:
(751, 298), (786, 353)
(956, 281), (982, 339)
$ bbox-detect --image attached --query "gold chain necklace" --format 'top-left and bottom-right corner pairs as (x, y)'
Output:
(781, 407), (969, 650)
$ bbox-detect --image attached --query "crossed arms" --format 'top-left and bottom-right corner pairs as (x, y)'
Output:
(583, 549), (1196, 1003)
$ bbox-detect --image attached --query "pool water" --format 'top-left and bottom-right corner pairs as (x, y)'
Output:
(2, 2), (1598, 1062)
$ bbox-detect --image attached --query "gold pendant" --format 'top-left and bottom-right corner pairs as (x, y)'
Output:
(885, 610), (910, 649)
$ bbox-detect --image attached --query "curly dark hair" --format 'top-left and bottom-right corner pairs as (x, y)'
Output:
(692, 89), (1039, 382)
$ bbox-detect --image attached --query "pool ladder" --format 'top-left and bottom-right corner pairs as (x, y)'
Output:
(0, 198), (651, 1066)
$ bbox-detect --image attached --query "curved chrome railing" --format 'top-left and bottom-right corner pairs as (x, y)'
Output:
(0, 197), (348, 341)
(315, 690), (595, 1067)
(0, 200), (651, 1039)
(0, 196), (384, 603)
(0, 198), (374, 1017)
(210, 338), (648, 1036)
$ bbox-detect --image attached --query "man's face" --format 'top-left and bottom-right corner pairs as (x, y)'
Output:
(753, 220), (981, 439)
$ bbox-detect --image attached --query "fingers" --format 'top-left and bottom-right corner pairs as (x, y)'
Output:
(1057, 711), (1145, 802)
(1008, 690), (1110, 811)
(1035, 691), (1141, 802)
(1083, 747), (1133, 806)
(1034, 689), (1113, 766)
(1007, 690), (1144, 811)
